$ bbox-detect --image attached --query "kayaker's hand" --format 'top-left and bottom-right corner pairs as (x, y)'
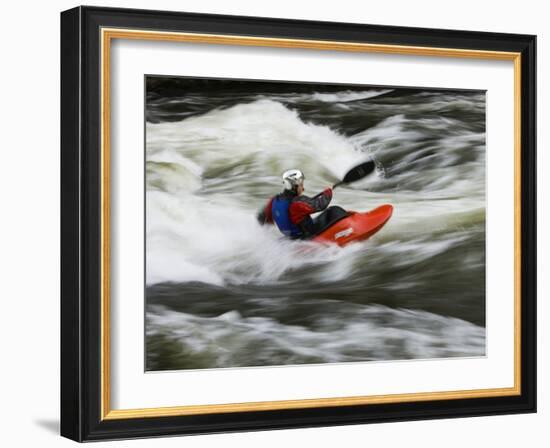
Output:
(324, 187), (333, 199)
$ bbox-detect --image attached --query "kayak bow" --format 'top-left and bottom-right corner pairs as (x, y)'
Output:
(313, 204), (393, 247)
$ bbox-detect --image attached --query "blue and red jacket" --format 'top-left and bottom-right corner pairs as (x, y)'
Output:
(257, 188), (333, 239)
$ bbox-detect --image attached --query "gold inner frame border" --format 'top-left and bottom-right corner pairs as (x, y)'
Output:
(99, 27), (522, 420)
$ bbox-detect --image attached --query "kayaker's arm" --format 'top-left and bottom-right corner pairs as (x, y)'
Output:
(288, 188), (332, 225)
(257, 197), (275, 225)
(311, 187), (333, 208)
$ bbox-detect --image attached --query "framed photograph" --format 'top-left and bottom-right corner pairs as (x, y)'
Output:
(60, 6), (536, 442)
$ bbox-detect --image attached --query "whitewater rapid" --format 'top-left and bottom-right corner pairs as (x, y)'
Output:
(145, 81), (486, 370)
(146, 97), (484, 287)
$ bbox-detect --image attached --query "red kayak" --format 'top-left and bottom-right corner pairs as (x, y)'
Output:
(313, 204), (393, 247)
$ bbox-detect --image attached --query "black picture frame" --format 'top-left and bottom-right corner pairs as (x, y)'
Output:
(61, 5), (536, 442)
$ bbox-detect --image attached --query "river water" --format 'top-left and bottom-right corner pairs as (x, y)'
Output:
(145, 78), (486, 371)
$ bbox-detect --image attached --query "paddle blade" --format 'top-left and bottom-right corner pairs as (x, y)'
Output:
(341, 160), (375, 184)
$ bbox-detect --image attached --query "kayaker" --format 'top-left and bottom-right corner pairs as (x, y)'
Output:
(257, 169), (348, 239)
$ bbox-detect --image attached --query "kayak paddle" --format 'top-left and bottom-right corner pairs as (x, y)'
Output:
(333, 160), (375, 189)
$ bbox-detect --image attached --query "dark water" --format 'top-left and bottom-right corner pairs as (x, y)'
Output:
(145, 77), (486, 371)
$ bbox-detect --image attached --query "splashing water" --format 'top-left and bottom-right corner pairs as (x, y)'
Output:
(145, 80), (486, 370)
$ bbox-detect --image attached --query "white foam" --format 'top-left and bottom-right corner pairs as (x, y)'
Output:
(146, 98), (485, 286)
(147, 304), (485, 367)
(309, 89), (393, 103)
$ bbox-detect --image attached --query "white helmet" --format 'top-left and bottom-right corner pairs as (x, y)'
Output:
(282, 169), (305, 191)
